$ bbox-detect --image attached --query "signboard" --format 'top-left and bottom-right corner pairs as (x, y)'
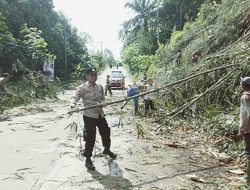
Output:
(43, 60), (54, 80)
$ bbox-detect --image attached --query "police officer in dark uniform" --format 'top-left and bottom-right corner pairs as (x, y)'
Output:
(70, 68), (117, 170)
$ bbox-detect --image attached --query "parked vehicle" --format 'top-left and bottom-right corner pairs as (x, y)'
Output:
(110, 70), (125, 89)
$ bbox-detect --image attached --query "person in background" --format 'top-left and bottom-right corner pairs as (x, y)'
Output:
(191, 50), (202, 64)
(121, 83), (140, 115)
(175, 49), (182, 65)
(0, 73), (11, 92)
(71, 68), (117, 171)
(105, 75), (112, 96)
(143, 77), (157, 118)
(235, 77), (250, 184)
(0, 73), (12, 113)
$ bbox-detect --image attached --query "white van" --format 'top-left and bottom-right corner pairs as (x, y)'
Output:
(110, 70), (125, 89)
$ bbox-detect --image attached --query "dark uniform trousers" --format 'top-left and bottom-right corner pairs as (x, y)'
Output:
(245, 133), (250, 158)
(83, 115), (111, 157)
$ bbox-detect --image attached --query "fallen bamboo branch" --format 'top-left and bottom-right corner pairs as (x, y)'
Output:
(156, 57), (249, 131)
(67, 63), (239, 115)
(169, 64), (240, 119)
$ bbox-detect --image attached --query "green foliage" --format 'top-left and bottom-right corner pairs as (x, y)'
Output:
(167, 31), (184, 50)
(146, 62), (157, 77)
(0, 14), (17, 71)
(0, 71), (63, 113)
(154, 0), (250, 119)
(0, 14), (16, 54)
(71, 49), (114, 80)
(103, 49), (115, 67)
(191, 113), (243, 158)
(72, 63), (86, 79)
(90, 52), (106, 72)
(131, 55), (155, 76)
(20, 24), (52, 70)
(124, 0), (159, 33)
(121, 0), (206, 59)
(0, 0), (90, 80)
(122, 43), (141, 70)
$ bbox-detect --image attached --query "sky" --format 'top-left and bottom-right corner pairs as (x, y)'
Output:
(53, 0), (133, 60)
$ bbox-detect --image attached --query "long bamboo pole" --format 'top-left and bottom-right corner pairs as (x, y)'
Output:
(155, 58), (249, 131)
(68, 63), (239, 115)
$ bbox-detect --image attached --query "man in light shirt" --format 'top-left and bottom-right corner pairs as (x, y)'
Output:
(0, 73), (11, 92)
(143, 77), (157, 118)
(235, 77), (250, 183)
(71, 68), (117, 170)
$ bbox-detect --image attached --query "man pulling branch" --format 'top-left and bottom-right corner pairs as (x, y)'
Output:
(70, 67), (117, 170)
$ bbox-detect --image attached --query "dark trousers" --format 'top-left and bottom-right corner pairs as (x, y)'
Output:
(134, 98), (139, 114)
(245, 133), (250, 158)
(83, 115), (111, 157)
(145, 99), (154, 110)
(176, 59), (181, 65)
(105, 85), (112, 96)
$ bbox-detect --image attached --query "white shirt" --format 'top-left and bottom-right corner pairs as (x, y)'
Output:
(144, 84), (156, 100)
(0, 77), (5, 86)
(71, 81), (105, 119)
(240, 91), (250, 133)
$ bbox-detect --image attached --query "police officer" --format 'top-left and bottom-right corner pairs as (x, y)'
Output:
(70, 68), (117, 170)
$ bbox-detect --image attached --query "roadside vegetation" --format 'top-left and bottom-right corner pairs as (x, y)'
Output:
(120, 0), (250, 187)
(0, 0), (118, 112)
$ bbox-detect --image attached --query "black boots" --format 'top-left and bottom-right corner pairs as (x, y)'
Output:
(103, 148), (117, 159)
(85, 150), (117, 170)
(85, 157), (95, 170)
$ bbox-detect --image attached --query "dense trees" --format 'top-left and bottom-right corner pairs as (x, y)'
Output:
(122, 0), (250, 117)
(0, 13), (17, 72)
(124, 0), (159, 33)
(0, 0), (114, 80)
(121, 0), (208, 76)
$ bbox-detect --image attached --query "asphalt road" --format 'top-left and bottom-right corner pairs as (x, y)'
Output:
(0, 66), (224, 190)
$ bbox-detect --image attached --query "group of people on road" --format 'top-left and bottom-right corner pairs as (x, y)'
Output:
(70, 65), (250, 185)
(105, 73), (157, 117)
(122, 77), (157, 117)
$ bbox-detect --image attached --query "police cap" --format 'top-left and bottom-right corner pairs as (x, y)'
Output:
(86, 68), (97, 75)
